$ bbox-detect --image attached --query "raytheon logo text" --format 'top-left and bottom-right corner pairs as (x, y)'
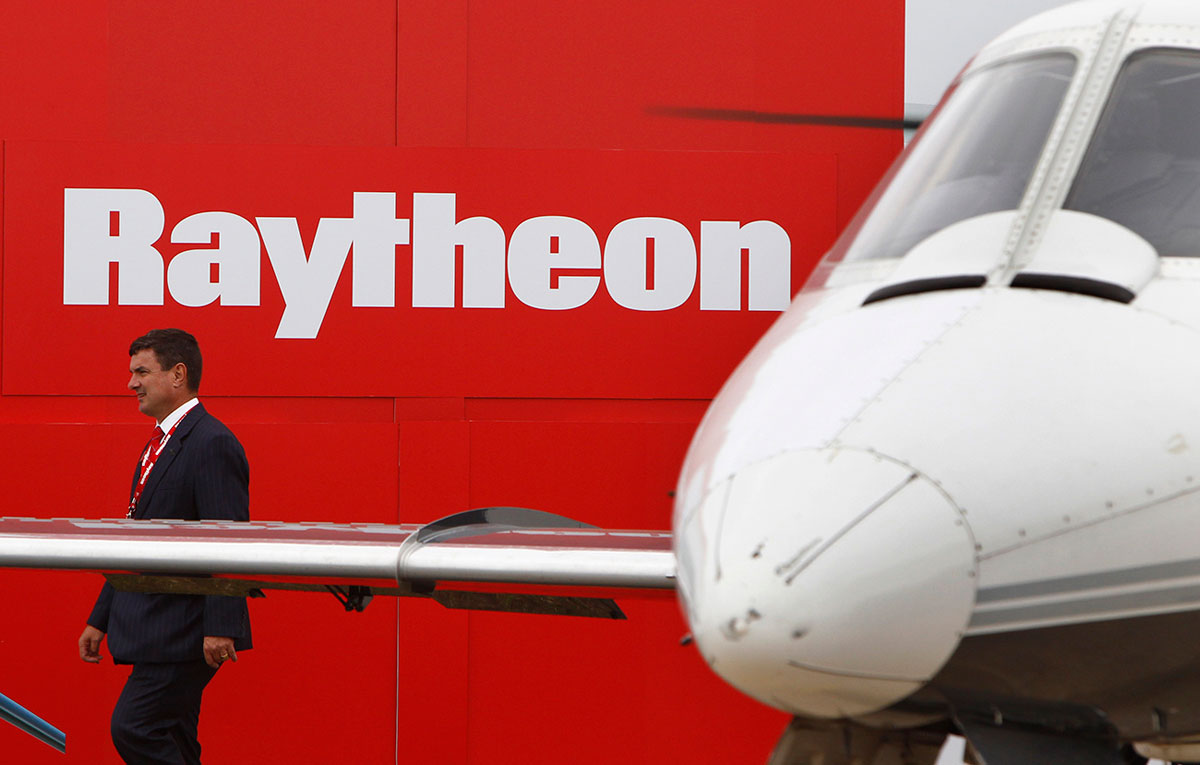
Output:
(63, 189), (792, 339)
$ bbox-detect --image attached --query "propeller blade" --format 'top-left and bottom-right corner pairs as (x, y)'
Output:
(647, 105), (923, 131)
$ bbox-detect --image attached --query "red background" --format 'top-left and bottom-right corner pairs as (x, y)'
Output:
(0, 1), (903, 762)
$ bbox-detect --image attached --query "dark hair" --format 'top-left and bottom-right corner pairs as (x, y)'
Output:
(129, 329), (203, 392)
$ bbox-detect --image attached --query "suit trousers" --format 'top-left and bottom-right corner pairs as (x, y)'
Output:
(110, 661), (218, 764)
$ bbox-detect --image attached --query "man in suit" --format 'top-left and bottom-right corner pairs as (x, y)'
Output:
(78, 328), (252, 764)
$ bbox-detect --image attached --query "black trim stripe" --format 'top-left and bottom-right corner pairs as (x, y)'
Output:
(862, 275), (987, 306)
(1009, 273), (1135, 303)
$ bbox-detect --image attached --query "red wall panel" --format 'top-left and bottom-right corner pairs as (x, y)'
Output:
(465, 1), (758, 149)
(227, 592), (399, 764)
(467, 420), (692, 528)
(458, 0), (903, 226)
(0, 423), (145, 513)
(108, 0), (398, 146)
(397, 0), (469, 147)
(238, 422), (400, 522)
(399, 419), (471, 522)
(0, 1), (904, 761)
(461, 418), (785, 762)
(0, 418), (400, 522)
(465, 601), (787, 764)
(395, 598), (471, 765)
(0, 2), (107, 142)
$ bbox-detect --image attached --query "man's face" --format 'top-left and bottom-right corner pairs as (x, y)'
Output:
(128, 349), (181, 421)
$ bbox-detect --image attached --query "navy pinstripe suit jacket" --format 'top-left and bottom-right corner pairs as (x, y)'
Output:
(87, 402), (253, 664)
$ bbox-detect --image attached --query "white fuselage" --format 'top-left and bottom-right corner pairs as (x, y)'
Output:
(672, 0), (1200, 747)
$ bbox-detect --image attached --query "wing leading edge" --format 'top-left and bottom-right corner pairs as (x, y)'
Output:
(0, 692), (65, 753)
(0, 508), (675, 619)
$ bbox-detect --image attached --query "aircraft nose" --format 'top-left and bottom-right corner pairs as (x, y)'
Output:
(685, 447), (977, 718)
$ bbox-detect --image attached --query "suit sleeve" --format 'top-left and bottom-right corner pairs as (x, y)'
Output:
(87, 581), (114, 632)
(195, 429), (252, 638)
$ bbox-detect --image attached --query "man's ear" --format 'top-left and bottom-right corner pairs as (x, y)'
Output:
(172, 363), (188, 389)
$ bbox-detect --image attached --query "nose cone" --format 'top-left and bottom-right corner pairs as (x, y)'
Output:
(682, 448), (977, 718)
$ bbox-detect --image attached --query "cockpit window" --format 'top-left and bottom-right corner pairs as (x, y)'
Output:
(1066, 50), (1200, 257)
(831, 53), (1076, 263)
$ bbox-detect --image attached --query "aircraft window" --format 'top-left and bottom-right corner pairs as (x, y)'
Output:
(1066, 50), (1200, 257)
(831, 53), (1076, 263)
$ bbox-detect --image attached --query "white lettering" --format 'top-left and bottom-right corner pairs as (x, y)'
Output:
(604, 217), (696, 311)
(350, 192), (410, 308)
(508, 216), (600, 310)
(61, 189), (794, 336)
(699, 220), (791, 310)
(64, 188), (164, 305)
(258, 216), (353, 339)
(168, 212), (261, 307)
(412, 193), (505, 308)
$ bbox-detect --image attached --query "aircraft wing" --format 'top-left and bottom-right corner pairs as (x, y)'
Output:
(0, 508), (675, 619)
(0, 692), (65, 753)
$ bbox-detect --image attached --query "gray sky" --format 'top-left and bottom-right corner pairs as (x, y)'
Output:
(906, 0), (1071, 106)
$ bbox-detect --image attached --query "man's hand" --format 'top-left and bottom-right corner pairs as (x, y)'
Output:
(79, 625), (105, 663)
(203, 636), (237, 669)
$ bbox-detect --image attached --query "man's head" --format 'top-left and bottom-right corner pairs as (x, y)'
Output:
(127, 329), (202, 421)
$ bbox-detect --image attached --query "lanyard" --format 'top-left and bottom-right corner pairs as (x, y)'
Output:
(126, 415), (186, 518)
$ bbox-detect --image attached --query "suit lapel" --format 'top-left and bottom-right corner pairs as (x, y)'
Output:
(136, 403), (207, 518)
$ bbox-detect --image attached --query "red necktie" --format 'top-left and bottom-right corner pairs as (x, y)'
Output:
(127, 426), (166, 518)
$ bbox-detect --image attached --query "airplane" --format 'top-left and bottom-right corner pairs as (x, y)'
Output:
(7, 0), (1200, 762)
